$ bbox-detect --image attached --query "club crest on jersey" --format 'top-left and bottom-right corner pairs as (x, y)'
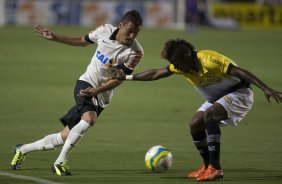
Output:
(106, 59), (118, 68)
(224, 96), (233, 103)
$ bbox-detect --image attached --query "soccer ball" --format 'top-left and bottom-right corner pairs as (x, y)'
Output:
(145, 145), (173, 172)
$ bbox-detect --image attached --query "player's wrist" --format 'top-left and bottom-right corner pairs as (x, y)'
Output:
(125, 75), (133, 80)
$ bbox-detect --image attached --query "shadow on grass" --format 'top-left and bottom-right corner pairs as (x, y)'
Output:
(4, 167), (282, 182)
(224, 168), (282, 181)
(161, 168), (282, 182)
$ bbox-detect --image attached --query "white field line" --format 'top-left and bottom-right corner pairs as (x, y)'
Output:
(0, 171), (64, 184)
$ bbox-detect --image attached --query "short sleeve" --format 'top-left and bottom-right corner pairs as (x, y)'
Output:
(168, 64), (183, 75)
(85, 24), (107, 43)
(123, 40), (144, 71)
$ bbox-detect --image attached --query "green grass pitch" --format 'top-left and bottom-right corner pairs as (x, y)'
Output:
(0, 26), (281, 184)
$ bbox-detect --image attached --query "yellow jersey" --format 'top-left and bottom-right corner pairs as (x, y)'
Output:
(168, 50), (242, 102)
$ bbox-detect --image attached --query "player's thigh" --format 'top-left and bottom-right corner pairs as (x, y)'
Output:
(204, 102), (228, 122)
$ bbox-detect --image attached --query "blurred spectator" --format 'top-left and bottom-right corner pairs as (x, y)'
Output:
(185, 0), (198, 32)
(220, 0), (255, 2)
(256, 0), (282, 4)
(197, 0), (208, 26)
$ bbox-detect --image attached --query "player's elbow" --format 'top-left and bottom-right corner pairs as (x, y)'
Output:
(80, 42), (90, 47)
(80, 37), (91, 47)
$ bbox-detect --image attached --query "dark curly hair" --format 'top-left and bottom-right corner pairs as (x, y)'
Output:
(161, 39), (195, 63)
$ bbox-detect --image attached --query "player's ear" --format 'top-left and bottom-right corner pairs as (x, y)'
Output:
(118, 23), (122, 29)
(185, 49), (192, 57)
(118, 22), (125, 29)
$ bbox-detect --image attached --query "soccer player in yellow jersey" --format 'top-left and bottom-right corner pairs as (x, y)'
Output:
(110, 39), (282, 181)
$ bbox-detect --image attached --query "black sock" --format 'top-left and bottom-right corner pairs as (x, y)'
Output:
(205, 120), (221, 170)
(192, 130), (209, 168)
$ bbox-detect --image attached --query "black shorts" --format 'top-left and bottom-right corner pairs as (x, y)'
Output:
(59, 80), (103, 129)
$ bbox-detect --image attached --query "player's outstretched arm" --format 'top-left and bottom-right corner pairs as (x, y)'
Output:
(229, 65), (282, 103)
(34, 25), (89, 47)
(112, 67), (173, 81)
(79, 79), (123, 98)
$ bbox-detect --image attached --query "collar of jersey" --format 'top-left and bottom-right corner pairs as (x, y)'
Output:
(109, 28), (119, 40)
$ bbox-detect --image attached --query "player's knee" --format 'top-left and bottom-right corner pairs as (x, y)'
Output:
(60, 132), (69, 142)
(60, 127), (70, 141)
(81, 112), (97, 126)
(81, 117), (96, 126)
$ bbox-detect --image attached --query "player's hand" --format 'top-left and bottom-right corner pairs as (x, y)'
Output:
(110, 68), (126, 80)
(79, 87), (98, 97)
(263, 87), (282, 103)
(34, 25), (54, 40)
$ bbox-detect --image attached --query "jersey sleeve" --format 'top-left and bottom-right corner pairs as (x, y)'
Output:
(84, 24), (107, 44)
(168, 64), (183, 75)
(114, 40), (144, 75)
(124, 40), (144, 71)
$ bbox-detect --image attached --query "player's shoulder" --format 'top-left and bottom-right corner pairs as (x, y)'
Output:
(197, 50), (232, 63)
(197, 50), (222, 58)
(90, 24), (117, 35)
(94, 24), (114, 30)
(198, 49), (237, 69)
(103, 24), (117, 31)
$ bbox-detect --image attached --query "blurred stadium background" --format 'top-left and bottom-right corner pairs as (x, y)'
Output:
(0, 0), (282, 184)
(1, 0), (282, 30)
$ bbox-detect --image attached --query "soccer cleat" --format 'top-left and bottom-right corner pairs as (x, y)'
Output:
(196, 165), (223, 181)
(187, 165), (206, 178)
(11, 144), (25, 170)
(51, 160), (71, 176)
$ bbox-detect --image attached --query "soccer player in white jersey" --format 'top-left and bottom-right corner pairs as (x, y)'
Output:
(10, 10), (144, 176)
(112, 39), (282, 181)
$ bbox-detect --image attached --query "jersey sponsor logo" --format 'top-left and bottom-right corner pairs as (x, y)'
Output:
(105, 59), (117, 68)
(210, 58), (222, 66)
(195, 72), (222, 87)
(96, 50), (109, 64)
(96, 50), (118, 68)
(204, 72), (222, 84)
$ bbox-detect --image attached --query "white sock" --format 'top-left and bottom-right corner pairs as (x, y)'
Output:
(55, 120), (90, 164)
(20, 133), (64, 154)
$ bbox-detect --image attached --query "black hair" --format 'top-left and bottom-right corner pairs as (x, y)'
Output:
(121, 10), (143, 26)
(161, 39), (195, 63)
